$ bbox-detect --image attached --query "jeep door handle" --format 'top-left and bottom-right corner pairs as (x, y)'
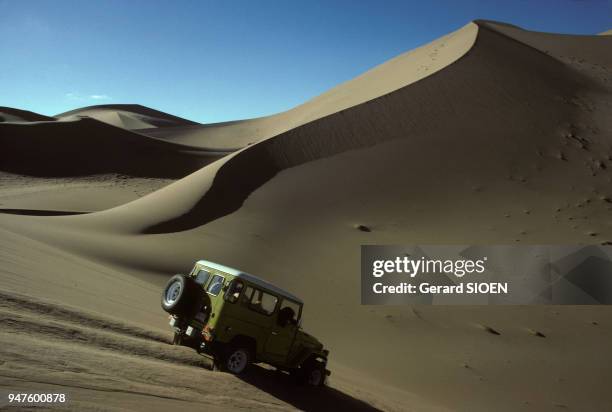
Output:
(271, 331), (278, 335)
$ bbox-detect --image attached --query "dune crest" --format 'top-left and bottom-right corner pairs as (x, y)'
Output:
(0, 106), (55, 122)
(135, 22), (479, 148)
(56, 104), (199, 129)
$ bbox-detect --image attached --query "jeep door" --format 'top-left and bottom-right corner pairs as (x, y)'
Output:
(263, 298), (301, 366)
(218, 283), (273, 348)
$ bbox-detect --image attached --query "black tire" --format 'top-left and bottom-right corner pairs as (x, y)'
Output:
(172, 332), (183, 345)
(161, 274), (201, 316)
(216, 345), (251, 375)
(296, 360), (326, 387)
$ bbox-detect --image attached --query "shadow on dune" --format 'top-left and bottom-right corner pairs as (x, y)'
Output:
(0, 118), (223, 178)
(237, 364), (382, 412)
(0, 208), (90, 216)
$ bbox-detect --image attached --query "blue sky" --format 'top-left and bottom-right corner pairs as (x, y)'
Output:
(1, 0), (611, 123)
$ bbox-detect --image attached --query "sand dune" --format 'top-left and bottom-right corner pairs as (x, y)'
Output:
(0, 117), (227, 177)
(477, 20), (612, 67)
(0, 114), (225, 212)
(0, 106), (55, 122)
(132, 23), (478, 150)
(56, 104), (199, 130)
(43, 20), (611, 235)
(1, 20), (612, 411)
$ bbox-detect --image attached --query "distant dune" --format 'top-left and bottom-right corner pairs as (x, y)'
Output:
(0, 106), (55, 122)
(0, 117), (224, 177)
(1, 20), (612, 412)
(56, 104), (199, 130)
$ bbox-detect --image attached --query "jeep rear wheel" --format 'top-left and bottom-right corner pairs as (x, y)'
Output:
(218, 346), (251, 375)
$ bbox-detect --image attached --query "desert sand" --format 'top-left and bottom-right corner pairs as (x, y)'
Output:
(1, 20), (612, 411)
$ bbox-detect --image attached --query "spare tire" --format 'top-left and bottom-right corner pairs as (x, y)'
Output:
(161, 274), (201, 316)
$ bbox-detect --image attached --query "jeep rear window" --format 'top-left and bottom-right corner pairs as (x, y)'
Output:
(249, 289), (278, 316)
(206, 274), (225, 296)
(195, 269), (211, 286)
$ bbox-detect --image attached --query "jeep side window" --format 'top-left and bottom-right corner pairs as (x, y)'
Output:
(241, 286), (254, 305)
(194, 269), (211, 286)
(278, 299), (301, 327)
(224, 280), (244, 303)
(249, 289), (278, 316)
(206, 274), (224, 296)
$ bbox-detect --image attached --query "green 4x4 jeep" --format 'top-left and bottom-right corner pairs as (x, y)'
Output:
(161, 260), (331, 386)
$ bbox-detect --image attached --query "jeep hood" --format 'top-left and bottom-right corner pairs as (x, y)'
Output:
(298, 328), (324, 350)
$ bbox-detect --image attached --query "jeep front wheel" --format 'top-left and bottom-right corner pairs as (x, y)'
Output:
(297, 360), (326, 386)
(306, 365), (325, 386)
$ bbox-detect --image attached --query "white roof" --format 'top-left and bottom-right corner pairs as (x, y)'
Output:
(196, 260), (303, 304)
